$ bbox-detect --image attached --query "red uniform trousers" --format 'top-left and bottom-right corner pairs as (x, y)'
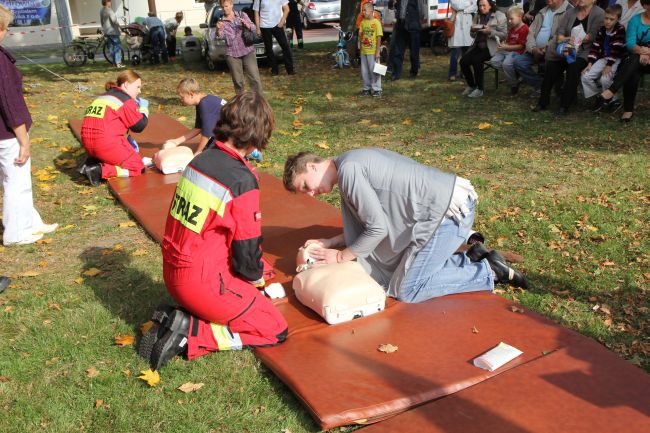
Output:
(163, 264), (288, 360)
(82, 136), (144, 179)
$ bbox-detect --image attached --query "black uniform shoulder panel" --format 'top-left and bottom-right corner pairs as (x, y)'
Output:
(190, 148), (258, 197)
(106, 87), (131, 103)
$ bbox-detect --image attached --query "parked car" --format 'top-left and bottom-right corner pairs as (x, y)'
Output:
(374, 0), (396, 34)
(200, 1), (288, 70)
(301, 0), (340, 29)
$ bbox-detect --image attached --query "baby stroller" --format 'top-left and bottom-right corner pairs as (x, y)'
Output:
(332, 25), (355, 69)
(122, 21), (153, 65)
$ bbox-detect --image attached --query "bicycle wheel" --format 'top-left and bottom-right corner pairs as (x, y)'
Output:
(63, 43), (87, 67)
(103, 40), (124, 65)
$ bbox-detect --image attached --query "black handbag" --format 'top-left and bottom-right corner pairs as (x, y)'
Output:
(240, 12), (255, 46)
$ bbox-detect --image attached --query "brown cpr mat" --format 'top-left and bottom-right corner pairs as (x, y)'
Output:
(362, 338), (650, 433)
(254, 292), (589, 429)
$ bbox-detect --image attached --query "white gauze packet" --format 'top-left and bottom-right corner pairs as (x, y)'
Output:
(473, 342), (523, 372)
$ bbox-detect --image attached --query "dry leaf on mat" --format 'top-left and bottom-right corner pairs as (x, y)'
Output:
(177, 382), (205, 393)
(378, 343), (398, 353)
(471, 326), (479, 334)
(138, 369), (161, 387)
(510, 305), (524, 314)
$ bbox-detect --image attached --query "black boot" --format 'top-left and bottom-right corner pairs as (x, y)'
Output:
(467, 231), (485, 245)
(0, 276), (10, 294)
(466, 241), (490, 262)
(138, 304), (175, 361)
(486, 250), (529, 289)
(150, 308), (191, 370)
(82, 163), (102, 186)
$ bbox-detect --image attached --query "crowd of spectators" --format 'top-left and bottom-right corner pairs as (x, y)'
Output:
(449, 0), (649, 122)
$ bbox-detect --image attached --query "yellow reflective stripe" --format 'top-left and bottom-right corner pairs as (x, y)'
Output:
(84, 95), (123, 119)
(138, 107), (149, 117)
(115, 166), (129, 177)
(210, 323), (243, 351)
(169, 175), (230, 234)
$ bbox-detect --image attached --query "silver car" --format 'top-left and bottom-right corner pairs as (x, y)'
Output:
(200, 2), (286, 70)
(302, 0), (340, 29)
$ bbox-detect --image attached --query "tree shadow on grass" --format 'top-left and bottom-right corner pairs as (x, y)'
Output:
(79, 247), (171, 332)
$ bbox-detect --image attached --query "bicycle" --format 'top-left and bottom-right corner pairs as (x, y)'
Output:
(62, 30), (126, 67)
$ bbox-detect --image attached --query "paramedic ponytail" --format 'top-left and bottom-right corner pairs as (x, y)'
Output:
(105, 70), (142, 91)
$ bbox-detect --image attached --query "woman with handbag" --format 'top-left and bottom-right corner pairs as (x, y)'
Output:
(448, 0), (478, 81)
(216, 0), (263, 94)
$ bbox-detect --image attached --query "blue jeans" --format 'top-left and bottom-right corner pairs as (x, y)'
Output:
(106, 35), (122, 65)
(150, 26), (168, 64)
(398, 197), (494, 303)
(513, 52), (542, 89)
(448, 47), (467, 78)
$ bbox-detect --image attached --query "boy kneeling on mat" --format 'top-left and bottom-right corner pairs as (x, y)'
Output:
(163, 78), (227, 155)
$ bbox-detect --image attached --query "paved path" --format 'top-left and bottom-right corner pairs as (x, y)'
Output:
(16, 24), (340, 66)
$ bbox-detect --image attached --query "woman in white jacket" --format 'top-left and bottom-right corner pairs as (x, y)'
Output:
(448, 0), (477, 80)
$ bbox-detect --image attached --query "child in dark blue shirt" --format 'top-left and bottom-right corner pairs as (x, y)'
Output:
(164, 78), (226, 154)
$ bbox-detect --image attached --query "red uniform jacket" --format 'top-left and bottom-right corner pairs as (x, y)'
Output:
(81, 86), (147, 145)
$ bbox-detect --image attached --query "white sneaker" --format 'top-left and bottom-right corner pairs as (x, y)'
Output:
(462, 86), (475, 96)
(35, 223), (58, 235)
(468, 89), (484, 98)
(5, 232), (44, 246)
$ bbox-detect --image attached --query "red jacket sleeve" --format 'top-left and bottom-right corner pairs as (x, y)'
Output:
(117, 99), (148, 133)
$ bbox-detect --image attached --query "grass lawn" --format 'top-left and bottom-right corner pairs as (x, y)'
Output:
(1, 42), (648, 432)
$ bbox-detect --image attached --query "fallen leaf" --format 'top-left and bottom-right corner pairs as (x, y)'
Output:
(48, 303), (61, 311)
(138, 369), (161, 387)
(81, 205), (97, 212)
(600, 305), (612, 315)
(502, 121), (514, 125)
(131, 249), (147, 257)
(293, 105), (303, 115)
(378, 343), (398, 353)
(19, 270), (41, 278)
(86, 367), (100, 378)
(114, 334), (135, 346)
(140, 321), (154, 334)
(314, 120), (324, 125)
(316, 142), (330, 150)
(74, 277), (84, 285)
(358, 119), (371, 125)
(510, 305), (525, 314)
(60, 224), (75, 230)
(113, 243), (124, 251)
(36, 238), (53, 245)
(471, 326), (479, 334)
(292, 119), (303, 129)
(177, 382), (205, 393)
(82, 268), (101, 277)
(3, 306), (14, 313)
(291, 131), (302, 137)
(431, 108), (443, 113)
(478, 122), (492, 130)
(402, 118), (412, 125)
(604, 318), (613, 327)
(118, 221), (136, 228)
(0, 376), (10, 382)
(177, 116), (187, 122)
(325, 92), (333, 101)
(122, 369), (132, 376)
(281, 429), (292, 433)
(95, 399), (104, 408)
(47, 114), (59, 123)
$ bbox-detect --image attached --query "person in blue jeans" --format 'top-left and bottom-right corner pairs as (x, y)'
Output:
(145, 12), (169, 64)
(100, 0), (123, 67)
(283, 148), (528, 303)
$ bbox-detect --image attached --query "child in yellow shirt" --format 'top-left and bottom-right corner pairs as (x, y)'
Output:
(358, 2), (383, 97)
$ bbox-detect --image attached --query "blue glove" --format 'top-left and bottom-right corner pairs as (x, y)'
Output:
(245, 149), (262, 163)
(136, 97), (149, 110)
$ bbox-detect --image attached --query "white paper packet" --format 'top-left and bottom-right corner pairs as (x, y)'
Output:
(264, 282), (286, 299)
(473, 342), (523, 372)
(373, 62), (387, 76)
(570, 24), (587, 47)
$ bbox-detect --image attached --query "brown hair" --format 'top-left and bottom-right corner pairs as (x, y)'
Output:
(214, 91), (274, 151)
(0, 5), (13, 30)
(177, 77), (201, 95)
(605, 4), (622, 18)
(101, 0), (112, 6)
(104, 70), (141, 91)
(282, 152), (325, 192)
(219, 0), (233, 5)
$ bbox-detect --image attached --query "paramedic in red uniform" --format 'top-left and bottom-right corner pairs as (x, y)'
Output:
(80, 70), (149, 185)
(144, 91), (288, 370)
